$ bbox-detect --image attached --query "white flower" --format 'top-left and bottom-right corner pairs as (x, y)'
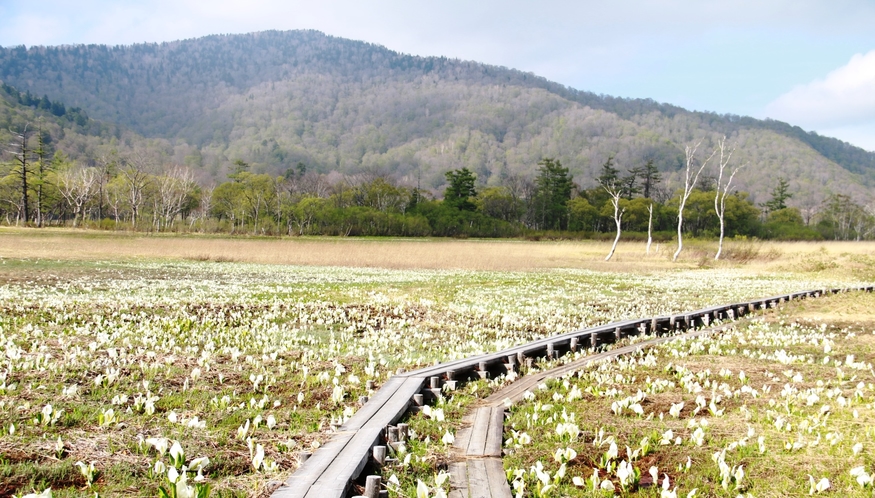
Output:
(169, 440), (184, 463)
(850, 466), (873, 487)
(252, 443), (265, 471)
(441, 430), (455, 445)
(189, 456), (210, 471)
(808, 475), (830, 494)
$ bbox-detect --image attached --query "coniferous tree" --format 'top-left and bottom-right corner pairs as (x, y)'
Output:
(534, 158), (573, 230)
(7, 123), (32, 223)
(764, 177), (792, 212)
(637, 160), (662, 199)
(444, 168), (477, 211)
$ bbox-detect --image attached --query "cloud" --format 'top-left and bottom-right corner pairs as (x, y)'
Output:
(765, 50), (875, 129)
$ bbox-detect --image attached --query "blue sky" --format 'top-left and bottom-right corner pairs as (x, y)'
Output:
(1, 0), (874, 150)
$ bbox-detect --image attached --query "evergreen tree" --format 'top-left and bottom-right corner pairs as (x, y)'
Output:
(764, 177), (792, 212)
(637, 160), (662, 199)
(8, 123), (32, 223)
(444, 168), (477, 211)
(597, 156), (620, 188)
(534, 158), (573, 230)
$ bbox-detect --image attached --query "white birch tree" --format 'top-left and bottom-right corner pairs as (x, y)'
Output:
(673, 140), (716, 261)
(603, 183), (625, 261)
(714, 136), (745, 260)
(646, 203), (654, 255)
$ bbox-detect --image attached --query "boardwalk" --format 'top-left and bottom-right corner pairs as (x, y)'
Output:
(272, 286), (872, 498)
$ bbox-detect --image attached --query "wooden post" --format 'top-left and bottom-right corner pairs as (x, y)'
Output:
(650, 317), (658, 335)
(298, 451), (312, 463)
(590, 332), (598, 349)
(398, 423), (409, 441)
(546, 343), (554, 359)
(372, 446), (387, 466)
(364, 475), (381, 498)
(614, 327), (622, 342)
(413, 393), (424, 406)
(478, 361), (489, 379)
(429, 376), (440, 389)
(570, 337), (579, 352)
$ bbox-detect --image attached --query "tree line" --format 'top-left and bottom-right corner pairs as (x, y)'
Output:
(2, 123), (874, 245)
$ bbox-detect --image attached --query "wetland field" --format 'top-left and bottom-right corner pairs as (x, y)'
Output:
(1, 229), (874, 497)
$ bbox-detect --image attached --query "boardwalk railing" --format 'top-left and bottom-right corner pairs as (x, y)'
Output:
(272, 286), (874, 497)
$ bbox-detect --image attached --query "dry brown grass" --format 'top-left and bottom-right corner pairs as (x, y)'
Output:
(2, 227), (875, 275)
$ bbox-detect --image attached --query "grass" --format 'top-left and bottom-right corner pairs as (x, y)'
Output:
(3, 226), (875, 275)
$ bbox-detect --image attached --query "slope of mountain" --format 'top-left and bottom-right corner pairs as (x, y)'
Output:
(0, 30), (872, 205)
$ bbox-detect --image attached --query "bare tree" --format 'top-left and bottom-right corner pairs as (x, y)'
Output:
(713, 137), (745, 260)
(646, 203), (654, 255)
(191, 185), (213, 231)
(33, 120), (52, 227)
(6, 124), (31, 224)
(602, 179), (625, 261)
(156, 166), (195, 231)
(673, 140), (716, 261)
(57, 167), (98, 227)
(120, 154), (152, 227)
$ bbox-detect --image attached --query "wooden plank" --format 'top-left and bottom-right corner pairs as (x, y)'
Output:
(467, 459), (491, 498)
(340, 376), (406, 431)
(484, 458), (513, 498)
(275, 432), (355, 497)
(448, 461), (468, 498)
(362, 376), (425, 429)
(305, 426), (383, 496)
(483, 407), (504, 457)
(465, 407), (490, 456)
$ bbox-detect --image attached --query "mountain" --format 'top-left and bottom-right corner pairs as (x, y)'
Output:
(1, 30), (873, 206)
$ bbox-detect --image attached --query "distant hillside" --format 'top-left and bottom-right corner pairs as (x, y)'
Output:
(1, 30), (873, 206)
(0, 81), (131, 164)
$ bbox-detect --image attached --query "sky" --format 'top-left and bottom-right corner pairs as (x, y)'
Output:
(1, 0), (874, 151)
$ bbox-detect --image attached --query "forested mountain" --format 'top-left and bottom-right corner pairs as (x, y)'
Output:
(1, 29), (874, 208)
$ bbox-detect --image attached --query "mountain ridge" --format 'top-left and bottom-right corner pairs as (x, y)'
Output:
(0, 30), (872, 206)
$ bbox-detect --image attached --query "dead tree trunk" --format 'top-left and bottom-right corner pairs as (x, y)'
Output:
(673, 140), (716, 261)
(603, 185), (624, 261)
(714, 136), (744, 260)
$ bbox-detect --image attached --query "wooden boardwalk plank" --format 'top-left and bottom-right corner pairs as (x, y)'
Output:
(304, 426), (383, 497)
(362, 376), (425, 429)
(448, 461), (468, 498)
(484, 459), (512, 498)
(484, 407), (504, 458)
(340, 376), (405, 431)
(273, 432), (355, 497)
(467, 459), (490, 498)
(465, 407), (490, 456)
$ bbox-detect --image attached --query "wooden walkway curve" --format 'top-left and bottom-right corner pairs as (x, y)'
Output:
(270, 286), (873, 498)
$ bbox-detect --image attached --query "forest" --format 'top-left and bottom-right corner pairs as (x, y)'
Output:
(1, 30), (874, 241)
(2, 115), (872, 241)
